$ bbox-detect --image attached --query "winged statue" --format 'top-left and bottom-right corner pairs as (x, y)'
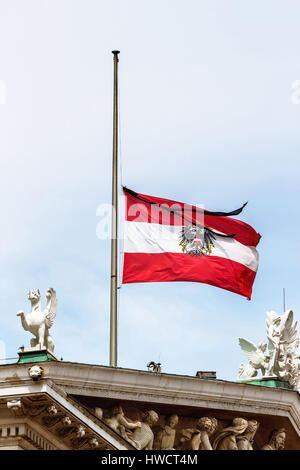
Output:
(17, 288), (57, 352)
(238, 309), (300, 389)
(266, 309), (298, 378)
(238, 338), (269, 380)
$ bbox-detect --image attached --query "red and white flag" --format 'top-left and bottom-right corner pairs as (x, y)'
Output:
(122, 188), (261, 299)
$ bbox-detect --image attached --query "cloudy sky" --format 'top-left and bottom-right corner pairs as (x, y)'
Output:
(0, 0), (300, 381)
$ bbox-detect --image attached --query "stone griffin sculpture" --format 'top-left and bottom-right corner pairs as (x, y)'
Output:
(238, 309), (300, 390)
(17, 288), (57, 352)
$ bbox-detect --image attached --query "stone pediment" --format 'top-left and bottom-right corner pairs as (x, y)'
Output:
(0, 382), (133, 450)
(0, 360), (300, 450)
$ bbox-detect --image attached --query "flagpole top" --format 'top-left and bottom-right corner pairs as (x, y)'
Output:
(112, 50), (120, 55)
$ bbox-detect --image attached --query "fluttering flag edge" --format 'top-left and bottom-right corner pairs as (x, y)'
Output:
(121, 187), (261, 300)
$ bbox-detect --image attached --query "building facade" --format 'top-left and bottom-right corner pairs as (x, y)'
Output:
(0, 350), (299, 450)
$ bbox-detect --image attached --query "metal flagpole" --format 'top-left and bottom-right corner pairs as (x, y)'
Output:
(110, 50), (120, 367)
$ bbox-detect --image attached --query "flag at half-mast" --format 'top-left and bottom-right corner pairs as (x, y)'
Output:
(122, 188), (261, 300)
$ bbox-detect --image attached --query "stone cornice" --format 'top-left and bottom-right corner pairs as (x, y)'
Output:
(1, 361), (300, 434)
(0, 380), (132, 449)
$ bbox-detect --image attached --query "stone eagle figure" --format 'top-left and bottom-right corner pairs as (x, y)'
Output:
(17, 288), (57, 352)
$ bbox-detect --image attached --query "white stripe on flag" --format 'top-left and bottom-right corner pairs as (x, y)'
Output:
(124, 221), (259, 272)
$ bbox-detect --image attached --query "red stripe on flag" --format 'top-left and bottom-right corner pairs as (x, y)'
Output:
(124, 190), (261, 247)
(122, 252), (257, 299)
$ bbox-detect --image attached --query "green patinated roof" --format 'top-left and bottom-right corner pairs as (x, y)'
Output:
(237, 378), (293, 390)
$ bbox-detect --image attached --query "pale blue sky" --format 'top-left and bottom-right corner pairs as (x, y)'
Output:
(0, 0), (300, 380)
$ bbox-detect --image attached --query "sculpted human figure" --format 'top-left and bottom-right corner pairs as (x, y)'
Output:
(261, 428), (286, 450)
(196, 417), (218, 450)
(266, 310), (297, 379)
(104, 404), (141, 441)
(289, 346), (300, 389)
(236, 420), (259, 450)
(131, 410), (159, 450)
(212, 417), (248, 450)
(266, 313), (282, 376)
(207, 417), (218, 441)
(179, 417), (218, 450)
(153, 414), (178, 450)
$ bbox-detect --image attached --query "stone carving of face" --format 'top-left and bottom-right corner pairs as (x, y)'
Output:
(28, 365), (43, 380)
(274, 431), (286, 450)
(144, 410), (159, 426)
(247, 420), (258, 433)
(166, 414), (178, 429)
(112, 405), (123, 416)
(208, 417), (218, 435)
(47, 405), (57, 415)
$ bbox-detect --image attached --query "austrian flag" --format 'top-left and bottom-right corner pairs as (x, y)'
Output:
(122, 188), (261, 299)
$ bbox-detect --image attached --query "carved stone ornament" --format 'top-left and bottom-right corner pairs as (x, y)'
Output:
(70, 437), (88, 449)
(104, 404), (141, 444)
(56, 425), (75, 438)
(42, 414), (62, 428)
(153, 414), (179, 450)
(178, 417), (218, 450)
(238, 309), (300, 389)
(7, 399), (49, 419)
(131, 410), (159, 450)
(261, 428), (286, 450)
(28, 365), (44, 381)
(61, 416), (72, 426)
(212, 417), (249, 450)
(47, 405), (58, 416)
(26, 404), (48, 418)
(89, 437), (99, 448)
(17, 288), (57, 352)
(42, 405), (63, 427)
(7, 399), (25, 417)
(67, 425), (87, 448)
(95, 402), (289, 451)
(7, 400), (22, 412)
(95, 407), (103, 420)
(76, 425), (86, 438)
(236, 420), (259, 450)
